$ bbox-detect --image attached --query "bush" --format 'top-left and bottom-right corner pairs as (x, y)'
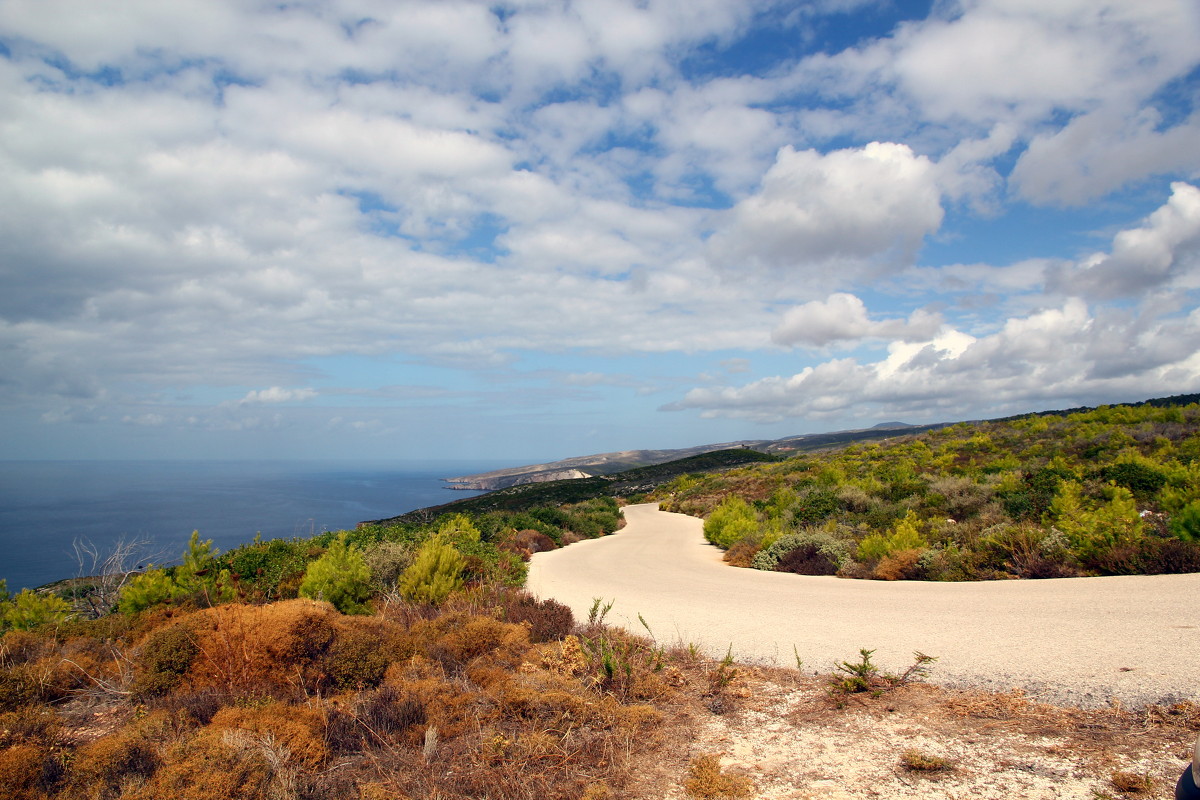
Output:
(872, 549), (924, 580)
(325, 618), (407, 689)
(1, 589), (72, 631)
(453, 587), (575, 643)
(1169, 500), (1200, 543)
(752, 528), (852, 575)
(363, 540), (415, 586)
(398, 535), (466, 606)
(133, 624), (199, 698)
(169, 599), (340, 698)
(298, 533), (372, 614)
(856, 513), (927, 563)
(703, 497), (759, 549)
(118, 569), (175, 615)
(1049, 482), (1145, 573)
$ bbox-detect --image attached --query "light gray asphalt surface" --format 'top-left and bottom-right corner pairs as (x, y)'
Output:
(526, 503), (1200, 708)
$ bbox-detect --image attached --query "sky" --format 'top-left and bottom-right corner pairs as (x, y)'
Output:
(1, 0), (1199, 465)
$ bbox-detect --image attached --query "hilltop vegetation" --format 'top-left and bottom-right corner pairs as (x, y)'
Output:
(657, 400), (1200, 581)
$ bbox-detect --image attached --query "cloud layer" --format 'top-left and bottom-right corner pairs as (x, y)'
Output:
(1, 0), (1198, 457)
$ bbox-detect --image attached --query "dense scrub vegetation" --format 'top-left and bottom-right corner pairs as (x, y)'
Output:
(658, 401), (1200, 581)
(0, 493), (689, 799)
(0, 585), (685, 799)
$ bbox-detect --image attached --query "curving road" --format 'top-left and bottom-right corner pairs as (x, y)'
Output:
(526, 503), (1200, 708)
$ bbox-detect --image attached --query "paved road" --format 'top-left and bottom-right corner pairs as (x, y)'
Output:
(526, 503), (1200, 707)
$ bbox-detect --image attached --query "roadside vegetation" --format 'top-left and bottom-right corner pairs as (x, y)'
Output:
(2, 395), (1199, 798)
(658, 399), (1200, 581)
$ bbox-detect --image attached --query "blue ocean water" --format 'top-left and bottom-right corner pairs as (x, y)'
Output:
(0, 460), (502, 591)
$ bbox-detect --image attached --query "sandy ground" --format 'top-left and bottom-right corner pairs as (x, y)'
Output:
(526, 503), (1200, 709)
(635, 667), (1198, 800)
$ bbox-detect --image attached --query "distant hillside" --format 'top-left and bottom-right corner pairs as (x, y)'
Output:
(441, 423), (944, 491)
(367, 448), (779, 525)
(446, 395), (1200, 493)
(443, 440), (771, 490)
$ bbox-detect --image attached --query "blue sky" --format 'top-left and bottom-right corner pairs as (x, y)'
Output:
(1, 0), (1199, 464)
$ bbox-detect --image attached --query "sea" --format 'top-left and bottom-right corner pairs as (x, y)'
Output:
(0, 460), (504, 592)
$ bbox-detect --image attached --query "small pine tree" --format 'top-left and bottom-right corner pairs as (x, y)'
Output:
(1, 588), (72, 630)
(398, 535), (465, 606)
(171, 531), (235, 606)
(436, 513), (482, 544)
(298, 533), (372, 614)
(118, 568), (175, 614)
(1169, 500), (1200, 543)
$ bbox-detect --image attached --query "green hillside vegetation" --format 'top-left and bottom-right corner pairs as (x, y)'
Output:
(657, 401), (1200, 580)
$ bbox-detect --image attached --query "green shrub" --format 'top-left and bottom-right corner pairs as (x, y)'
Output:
(1, 589), (72, 631)
(703, 496), (759, 549)
(398, 535), (466, 606)
(1049, 482), (1144, 573)
(1169, 500), (1200, 543)
(118, 568), (175, 615)
(1096, 459), (1167, 500)
(133, 624), (199, 698)
(857, 513), (926, 563)
(363, 540), (415, 586)
(298, 533), (372, 614)
(790, 487), (841, 525)
(752, 528), (851, 574)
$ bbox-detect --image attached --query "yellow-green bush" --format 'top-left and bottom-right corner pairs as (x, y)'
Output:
(298, 533), (372, 614)
(398, 535), (465, 606)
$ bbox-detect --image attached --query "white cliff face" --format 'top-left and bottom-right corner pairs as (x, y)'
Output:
(444, 468), (594, 491)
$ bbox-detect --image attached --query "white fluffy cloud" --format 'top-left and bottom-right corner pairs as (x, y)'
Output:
(667, 299), (1200, 423)
(772, 293), (943, 348)
(711, 143), (944, 275)
(1048, 182), (1200, 299)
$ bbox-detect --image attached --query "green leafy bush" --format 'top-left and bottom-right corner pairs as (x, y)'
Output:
(118, 569), (175, 615)
(856, 513), (927, 563)
(1169, 500), (1200, 543)
(298, 533), (372, 614)
(1048, 482), (1144, 573)
(703, 496), (759, 549)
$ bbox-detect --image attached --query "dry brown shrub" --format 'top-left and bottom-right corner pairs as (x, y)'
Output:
(899, 747), (951, 772)
(208, 703), (328, 769)
(171, 599), (341, 697)
(410, 612), (533, 675)
(0, 707), (60, 748)
(1110, 770), (1156, 794)
(0, 629), (48, 665)
(872, 548), (924, 580)
(0, 652), (91, 710)
(383, 657), (492, 741)
(450, 586), (575, 643)
(684, 753), (754, 799)
(498, 529), (559, 560)
(123, 727), (274, 800)
(0, 743), (56, 798)
(67, 711), (171, 799)
(722, 540), (759, 568)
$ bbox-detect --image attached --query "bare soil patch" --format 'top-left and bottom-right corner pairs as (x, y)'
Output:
(630, 666), (1198, 800)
